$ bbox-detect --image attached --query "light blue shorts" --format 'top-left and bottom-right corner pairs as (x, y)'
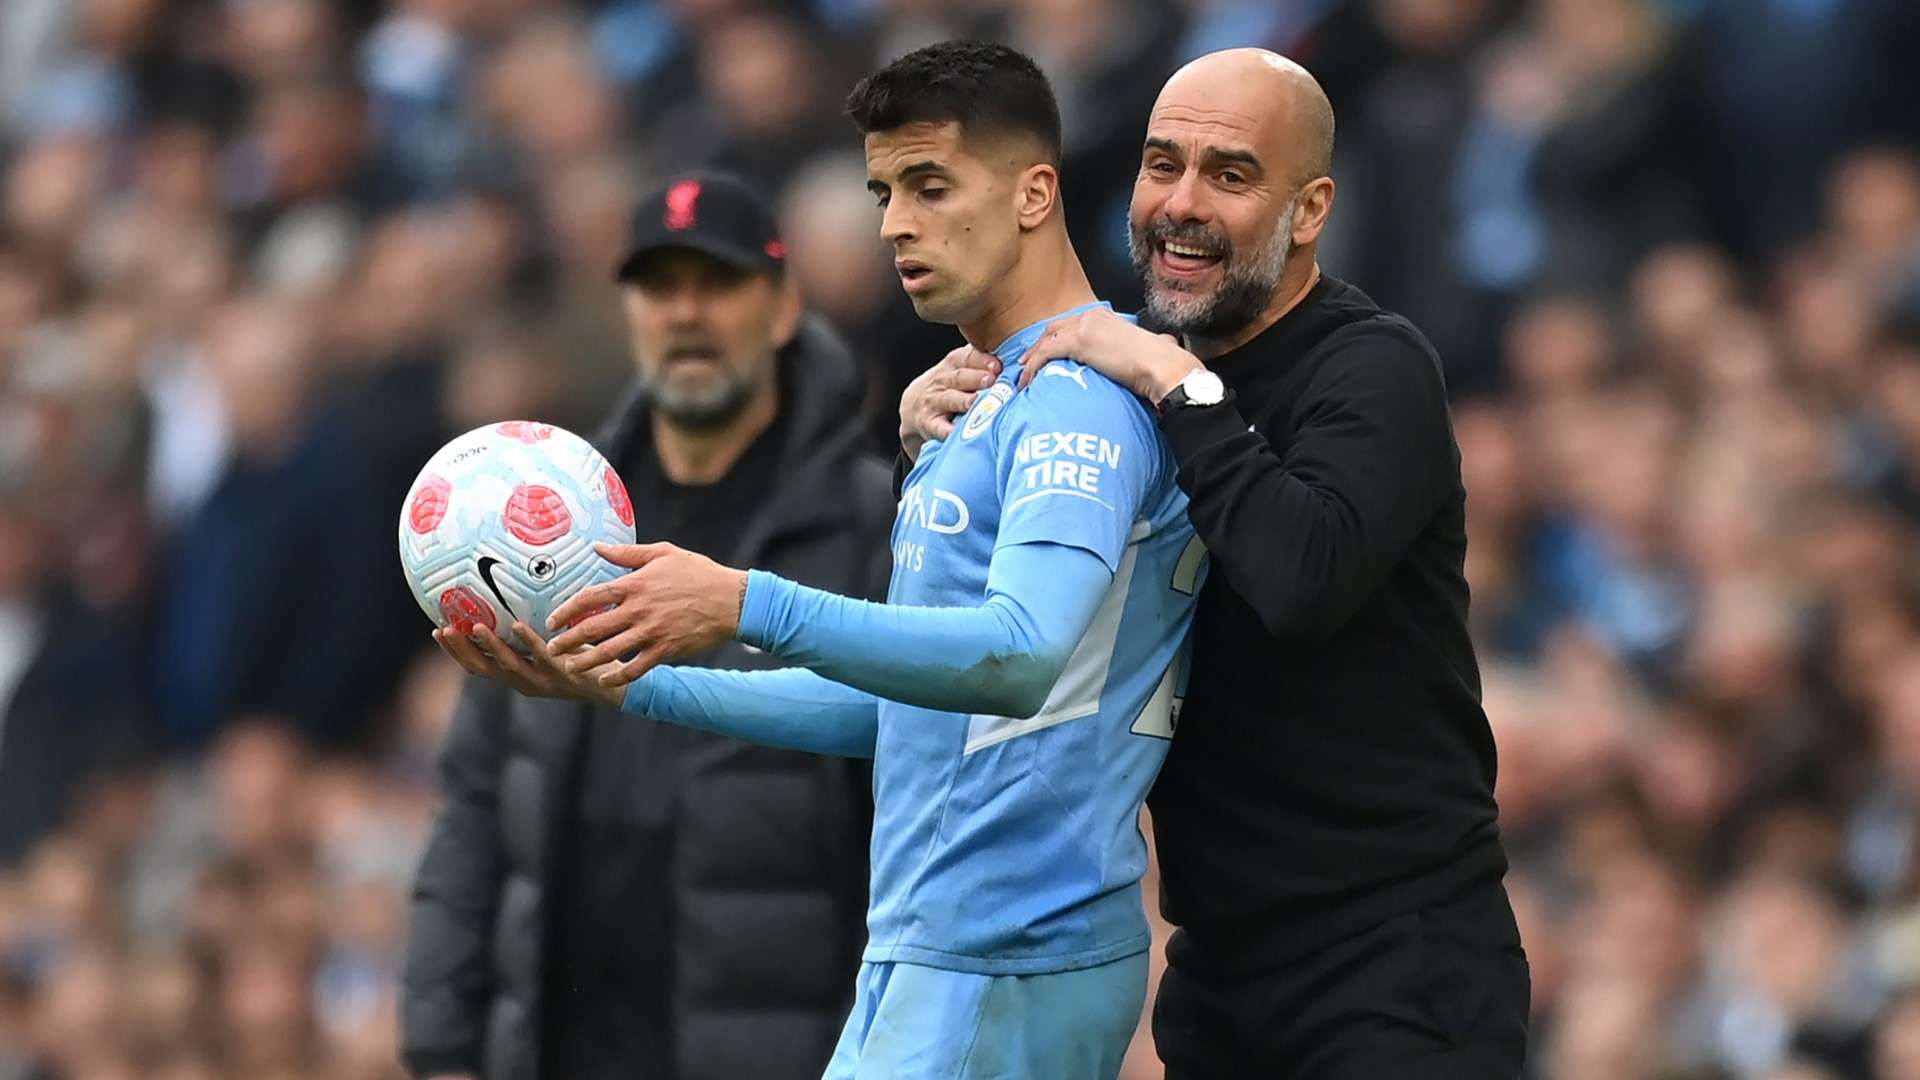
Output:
(821, 952), (1149, 1080)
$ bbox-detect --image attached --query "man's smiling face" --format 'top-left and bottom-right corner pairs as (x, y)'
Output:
(1128, 70), (1299, 339)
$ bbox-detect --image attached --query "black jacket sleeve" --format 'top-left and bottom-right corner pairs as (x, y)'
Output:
(400, 676), (511, 1077)
(892, 450), (913, 499)
(1157, 325), (1452, 639)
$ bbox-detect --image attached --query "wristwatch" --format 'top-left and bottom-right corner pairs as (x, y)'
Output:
(1157, 367), (1226, 415)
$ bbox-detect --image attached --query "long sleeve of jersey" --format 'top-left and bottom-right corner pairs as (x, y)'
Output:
(620, 541), (1113, 753)
(736, 540), (1114, 720)
(622, 666), (881, 758)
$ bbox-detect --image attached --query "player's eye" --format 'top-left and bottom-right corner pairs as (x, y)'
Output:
(920, 186), (948, 202)
(1147, 160), (1177, 177)
(1219, 170), (1246, 187)
(874, 193), (891, 209)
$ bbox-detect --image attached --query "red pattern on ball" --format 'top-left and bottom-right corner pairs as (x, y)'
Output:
(408, 474), (452, 534)
(505, 483), (572, 546)
(604, 466), (634, 528)
(497, 420), (555, 443)
(438, 586), (496, 634)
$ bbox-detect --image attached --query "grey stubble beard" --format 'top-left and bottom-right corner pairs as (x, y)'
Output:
(645, 369), (754, 431)
(1130, 195), (1296, 341)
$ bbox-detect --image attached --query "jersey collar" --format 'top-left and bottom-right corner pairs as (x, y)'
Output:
(991, 300), (1113, 365)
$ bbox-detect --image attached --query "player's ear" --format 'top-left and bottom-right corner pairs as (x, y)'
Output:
(769, 272), (803, 348)
(1291, 176), (1336, 247)
(1015, 162), (1060, 232)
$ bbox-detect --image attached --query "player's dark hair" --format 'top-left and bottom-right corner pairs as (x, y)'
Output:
(845, 41), (1062, 164)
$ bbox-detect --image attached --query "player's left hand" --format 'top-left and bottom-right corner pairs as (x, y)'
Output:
(544, 542), (749, 687)
(1018, 308), (1203, 404)
(434, 621), (624, 708)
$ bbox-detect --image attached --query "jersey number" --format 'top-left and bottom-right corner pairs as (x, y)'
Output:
(1130, 662), (1180, 740)
(1134, 536), (1206, 739)
(1171, 535), (1206, 595)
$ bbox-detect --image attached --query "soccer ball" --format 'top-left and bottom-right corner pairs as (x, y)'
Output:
(398, 420), (637, 650)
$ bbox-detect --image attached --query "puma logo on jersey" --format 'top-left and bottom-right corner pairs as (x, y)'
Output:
(1041, 364), (1088, 389)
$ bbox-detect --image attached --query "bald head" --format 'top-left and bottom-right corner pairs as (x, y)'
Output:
(1157, 49), (1333, 187)
(1128, 49), (1339, 351)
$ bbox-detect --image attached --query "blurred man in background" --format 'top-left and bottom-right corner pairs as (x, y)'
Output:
(0, 468), (144, 866)
(150, 297), (399, 749)
(401, 173), (892, 1080)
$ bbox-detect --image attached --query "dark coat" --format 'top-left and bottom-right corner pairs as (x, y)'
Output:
(0, 598), (147, 866)
(401, 320), (893, 1080)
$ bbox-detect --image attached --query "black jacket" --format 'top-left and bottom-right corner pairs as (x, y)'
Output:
(401, 320), (893, 1080)
(1147, 277), (1506, 970)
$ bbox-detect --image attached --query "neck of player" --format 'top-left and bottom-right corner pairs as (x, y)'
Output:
(959, 229), (1097, 355)
(1189, 254), (1322, 361)
(653, 378), (779, 486)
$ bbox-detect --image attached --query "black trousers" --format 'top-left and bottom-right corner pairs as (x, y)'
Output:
(1154, 877), (1530, 1079)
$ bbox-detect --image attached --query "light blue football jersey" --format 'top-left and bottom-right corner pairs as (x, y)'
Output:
(873, 302), (1205, 975)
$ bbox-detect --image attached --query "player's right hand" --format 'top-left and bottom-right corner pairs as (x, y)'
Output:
(433, 622), (624, 709)
(899, 344), (1000, 461)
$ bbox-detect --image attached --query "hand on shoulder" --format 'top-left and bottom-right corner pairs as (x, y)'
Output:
(1019, 308), (1201, 404)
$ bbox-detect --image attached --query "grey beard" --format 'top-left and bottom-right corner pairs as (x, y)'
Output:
(646, 372), (753, 431)
(1131, 198), (1295, 341)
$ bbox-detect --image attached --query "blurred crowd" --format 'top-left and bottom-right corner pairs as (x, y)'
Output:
(3, 0), (1920, 1077)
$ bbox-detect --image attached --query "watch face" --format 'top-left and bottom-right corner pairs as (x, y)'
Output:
(1185, 370), (1226, 405)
